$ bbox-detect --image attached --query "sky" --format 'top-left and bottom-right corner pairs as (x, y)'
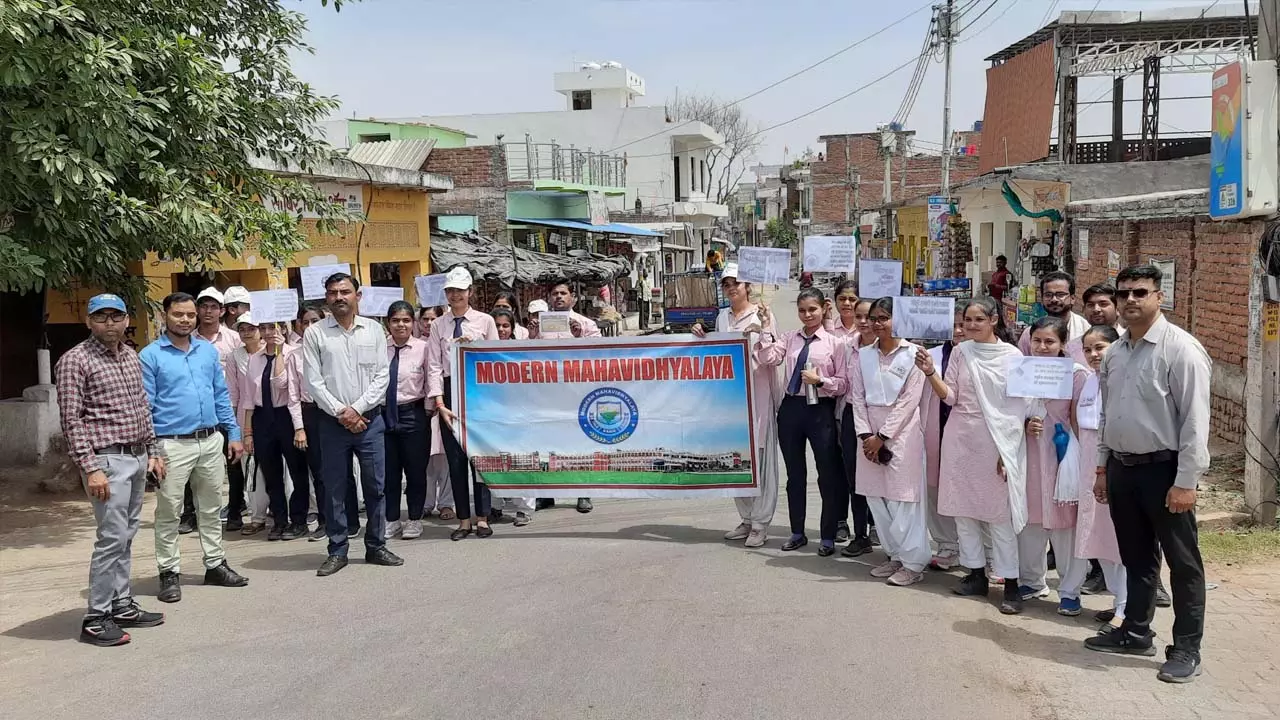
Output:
(292, 0), (1226, 168)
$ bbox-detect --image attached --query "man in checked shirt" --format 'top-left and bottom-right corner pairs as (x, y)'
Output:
(55, 294), (168, 647)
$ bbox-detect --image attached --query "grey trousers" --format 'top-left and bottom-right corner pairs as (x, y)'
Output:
(85, 452), (147, 617)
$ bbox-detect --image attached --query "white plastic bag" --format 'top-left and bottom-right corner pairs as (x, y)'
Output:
(1054, 429), (1080, 506)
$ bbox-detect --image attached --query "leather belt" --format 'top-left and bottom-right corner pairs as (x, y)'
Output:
(97, 443), (147, 456)
(157, 427), (218, 440)
(1111, 449), (1177, 467)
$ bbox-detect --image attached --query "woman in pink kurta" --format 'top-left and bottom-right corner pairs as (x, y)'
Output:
(827, 280), (876, 552)
(916, 297), (1029, 615)
(848, 297), (931, 586)
(1018, 315), (1089, 616)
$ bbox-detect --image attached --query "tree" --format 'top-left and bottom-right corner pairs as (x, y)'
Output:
(670, 94), (762, 207)
(763, 217), (796, 249)
(0, 0), (353, 302)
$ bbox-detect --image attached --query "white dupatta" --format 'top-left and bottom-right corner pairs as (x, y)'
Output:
(956, 340), (1030, 532)
(859, 341), (917, 407)
(1076, 372), (1100, 430)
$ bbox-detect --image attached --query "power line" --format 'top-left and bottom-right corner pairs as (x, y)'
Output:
(1039, 0), (1061, 28)
(893, 11), (940, 126)
(602, 1), (934, 153)
(957, 0), (1002, 33)
(960, 0), (1015, 39)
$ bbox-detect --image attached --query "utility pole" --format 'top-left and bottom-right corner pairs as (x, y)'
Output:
(879, 126), (896, 260)
(940, 0), (955, 197)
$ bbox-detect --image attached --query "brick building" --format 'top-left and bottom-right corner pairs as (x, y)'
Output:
(423, 145), (512, 241)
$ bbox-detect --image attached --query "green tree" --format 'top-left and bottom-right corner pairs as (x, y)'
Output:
(0, 0), (353, 301)
(764, 217), (796, 249)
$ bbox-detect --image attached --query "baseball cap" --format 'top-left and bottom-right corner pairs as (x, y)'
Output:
(721, 263), (740, 281)
(527, 299), (548, 314)
(223, 286), (252, 305)
(196, 287), (224, 305)
(87, 294), (127, 315)
(233, 312), (255, 329)
(443, 266), (473, 290)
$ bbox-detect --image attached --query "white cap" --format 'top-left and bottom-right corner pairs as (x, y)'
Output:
(527, 299), (548, 314)
(443, 266), (473, 290)
(196, 287), (224, 305)
(233, 311), (255, 328)
(223, 286), (252, 305)
(721, 262), (740, 281)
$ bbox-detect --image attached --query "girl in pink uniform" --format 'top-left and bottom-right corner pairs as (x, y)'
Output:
(1018, 316), (1090, 616)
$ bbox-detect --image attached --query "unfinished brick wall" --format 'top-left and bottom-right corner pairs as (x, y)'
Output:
(423, 146), (510, 241)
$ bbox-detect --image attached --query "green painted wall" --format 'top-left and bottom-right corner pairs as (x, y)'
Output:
(347, 120), (469, 149)
(436, 215), (478, 233)
(506, 192), (590, 219)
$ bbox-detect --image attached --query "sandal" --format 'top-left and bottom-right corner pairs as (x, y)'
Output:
(450, 526), (472, 541)
(439, 507), (456, 521)
(476, 523), (493, 538)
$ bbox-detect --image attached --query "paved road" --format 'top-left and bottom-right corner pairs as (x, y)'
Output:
(2, 284), (1275, 719)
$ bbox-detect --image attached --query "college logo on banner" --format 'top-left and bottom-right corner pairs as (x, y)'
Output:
(579, 387), (639, 444)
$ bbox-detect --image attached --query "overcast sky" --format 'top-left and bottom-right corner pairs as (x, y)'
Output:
(293, 0), (1227, 165)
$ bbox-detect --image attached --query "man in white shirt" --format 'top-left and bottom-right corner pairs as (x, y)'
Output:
(1018, 271), (1090, 362)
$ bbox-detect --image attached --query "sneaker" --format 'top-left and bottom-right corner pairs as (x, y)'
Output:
(870, 560), (903, 578)
(1080, 568), (1107, 595)
(1155, 581), (1172, 608)
(110, 599), (165, 628)
(887, 567), (924, 587)
(178, 516), (196, 535)
(224, 517), (243, 533)
(306, 512), (318, 524)
(1058, 597), (1083, 616)
(267, 525), (284, 541)
(513, 512), (531, 528)
(928, 549), (959, 570)
(80, 615), (130, 647)
(835, 520), (851, 543)
(724, 522), (751, 541)
(309, 526), (326, 542)
(280, 523), (306, 541)
(402, 519), (423, 539)
(219, 507), (229, 523)
(157, 570), (181, 603)
(1157, 646), (1202, 683)
(386, 520), (403, 539)
(1084, 627), (1157, 656)
(869, 526), (880, 546)
(999, 580), (1024, 615)
(745, 528), (767, 548)
(1019, 584), (1050, 601)
(953, 568), (990, 596)
(841, 536), (873, 557)
(986, 564), (1004, 583)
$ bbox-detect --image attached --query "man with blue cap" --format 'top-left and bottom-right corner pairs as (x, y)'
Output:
(55, 293), (167, 646)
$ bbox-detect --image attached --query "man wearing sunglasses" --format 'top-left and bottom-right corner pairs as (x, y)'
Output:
(1085, 264), (1212, 685)
(1017, 270), (1090, 362)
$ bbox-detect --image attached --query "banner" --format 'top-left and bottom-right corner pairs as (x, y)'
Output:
(453, 335), (759, 499)
(927, 195), (950, 244)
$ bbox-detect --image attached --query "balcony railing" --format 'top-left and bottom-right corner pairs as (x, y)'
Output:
(504, 135), (627, 188)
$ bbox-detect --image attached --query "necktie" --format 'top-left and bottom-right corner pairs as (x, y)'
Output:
(786, 335), (817, 396)
(261, 354), (275, 427)
(452, 316), (465, 339)
(384, 345), (402, 430)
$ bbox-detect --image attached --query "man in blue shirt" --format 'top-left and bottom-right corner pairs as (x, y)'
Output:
(140, 292), (248, 603)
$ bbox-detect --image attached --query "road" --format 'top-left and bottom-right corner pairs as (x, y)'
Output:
(1, 284), (1275, 720)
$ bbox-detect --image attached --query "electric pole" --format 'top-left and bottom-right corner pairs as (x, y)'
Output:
(880, 125), (896, 260)
(940, 0), (955, 198)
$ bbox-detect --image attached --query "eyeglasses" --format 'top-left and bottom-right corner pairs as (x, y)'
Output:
(868, 315), (891, 324)
(89, 314), (127, 324)
(1115, 288), (1153, 301)
(1042, 292), (1072, 301)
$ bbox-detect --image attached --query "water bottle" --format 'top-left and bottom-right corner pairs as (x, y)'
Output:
(804, 361), (819, 405)
(1053, 422), (1070, 463)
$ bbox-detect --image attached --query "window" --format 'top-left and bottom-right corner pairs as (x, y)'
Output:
(357, 133), (391, 143)
(572, 91), (592, 110)
(690, 157), (697, 193)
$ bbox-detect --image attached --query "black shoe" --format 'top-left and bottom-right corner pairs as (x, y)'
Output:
(780, 535), (808, 552)
(267, 525), (284, 541)
(835, 521), (850, 543)
(1155, 581), (1172, 608)
(999, 579), (1023, 614)
(953, 569), (990, 597)
(280, 523), (305, 541)
(110, 599), (165, 628)
(80, 615), (130, 647)
(1081, 567), (1107, 595)
(450, 527), (472, 541)
(488, 508), (504, 522)
(841, 536), (873, 557)
(1046, 548), (1056, 571)
(1094, 608), (1117, 623)
(476, 524), (494, 538)
(365, 547), (404, 567)
(536, 498), (555, 510)
(224, 517), (243, 533)
(316, 555), (348, 577)
(576, 498), (593, 513)
(157, 570), (181, 603)
(204, 561), (249, 587)
(309, 527), (326, 542)
(178, 516), (196, 535)
(817, 544), (835, 557)
(1085, 627), (1158, 656)
(1157, 646), (1202, 683)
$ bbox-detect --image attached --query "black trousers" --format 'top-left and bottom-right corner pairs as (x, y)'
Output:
(225, 432), (246, 519)
(1107, 455), (1205, 653)
(777, 396), (846, 541)
(302, 403), (360, 530)
(838, 406), (872, 539)
(252, 406), (311, 526)
(384, 402), (430, 522)
(441, 378), (491, 521)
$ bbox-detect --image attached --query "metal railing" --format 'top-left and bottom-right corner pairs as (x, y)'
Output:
(504, 135), (626, 188)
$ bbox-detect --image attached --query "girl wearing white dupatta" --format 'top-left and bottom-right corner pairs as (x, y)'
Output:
(693, 264), (783, 548)
(848, 298), (931, 587)
(916, 297), (1030, 615)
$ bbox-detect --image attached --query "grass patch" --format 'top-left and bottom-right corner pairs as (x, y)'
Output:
(1199, 526), (1280, 564)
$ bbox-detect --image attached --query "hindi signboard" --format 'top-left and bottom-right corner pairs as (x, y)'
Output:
(1006, 356), (1076, 400)
(247, 290), (299, 324)
(859, 258), (904, 299)
(802, 236), (857, 273)
(736, 247), (791, 285)
(893, 296), (955, 341)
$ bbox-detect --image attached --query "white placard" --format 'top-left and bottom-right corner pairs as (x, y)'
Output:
(736, 247), (791, 285)
(1077, 228), (1090, 259)
(1148, 257), (1175, 310)
(414, 274), (448, 308)
(859, 258), (903, 299)
(247, 290), (299, 324)
(539, 311), (571, 335)
(893, 296), (955, 341)
(802, 236), (858, 273)
(299, 263), (351, 300)
(358, 286), (405, 318)
(1006, 356), (1076, 400)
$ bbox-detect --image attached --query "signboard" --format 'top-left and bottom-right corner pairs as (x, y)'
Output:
(247, 290), (299, 324)
(927, 196), (950, 244)
(1077, 228), (1090, 268)
(453, 335), (759, 499)
(1006, 356), (1076, 400)
(1209, 58), (1280, 220)
(893, 296), (955, 341)
(629, 236), (660, 253)
(1106, 249), (1121, 283)
(802, 236), (858, 273)
(858, 258), (903, 299)
(414, 274), (448, 308)
(588, 191), (610, 226)
(1148, 257), (1176, 310)
(1265, 302), (1279, 341)
(358, 286), (404, 318)
(299, 263), (351, 301)
(263, 181), (365, 219)
(736, 247), (791, 285)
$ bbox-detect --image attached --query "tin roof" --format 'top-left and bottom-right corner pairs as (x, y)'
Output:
(346, 139), (437, 171)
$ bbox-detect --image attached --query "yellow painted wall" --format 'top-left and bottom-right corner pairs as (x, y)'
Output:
(46, 185), (433, 342)
(891, 205), (933, 284)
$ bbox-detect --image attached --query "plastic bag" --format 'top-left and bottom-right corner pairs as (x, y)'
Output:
(1053, 424), (1080, 505)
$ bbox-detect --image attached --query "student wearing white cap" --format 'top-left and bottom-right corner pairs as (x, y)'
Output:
(426, 266), (499, 540)
(526, 299), (549, 339)
(222, 286), (252, 329)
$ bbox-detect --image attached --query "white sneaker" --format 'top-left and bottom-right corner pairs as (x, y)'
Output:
(745, 528), (767, 548)
(887, 567), (925, 587)
(386, 520), (402, 538)
(724, 522), (751, 541)
(870, 559), (903, 578)
(402, 519), (422, 539)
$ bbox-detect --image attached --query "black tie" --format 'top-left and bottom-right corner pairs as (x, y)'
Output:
(787, 335), (817, 396)
(452, 316), (464, 339)
(260, 354), (275, 428)
(384, 345), (402, 430)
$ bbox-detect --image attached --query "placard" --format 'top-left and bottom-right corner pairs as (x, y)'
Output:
(538, 311), (571, 335)
(736, 247), (791, 285)
(893, 296), (955, 340)
(358, 286), (405, 318)
(414, 274), (448, 308)
(247, 290), (299, 324)
(802, 236), (857, 273)
(1106, 249), (1120, 282)
(859, 258), (904, 299)
(299, 263), (351, 300)
(1148, 257), (1176, 310)
(1006, 356), (1076, 400)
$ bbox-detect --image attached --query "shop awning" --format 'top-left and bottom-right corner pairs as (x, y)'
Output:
(430, 231), (631, 286)
(507, 217), (664, 237)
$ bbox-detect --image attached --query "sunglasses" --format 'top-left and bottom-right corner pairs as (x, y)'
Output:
(1115, 288), (1154, 301)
